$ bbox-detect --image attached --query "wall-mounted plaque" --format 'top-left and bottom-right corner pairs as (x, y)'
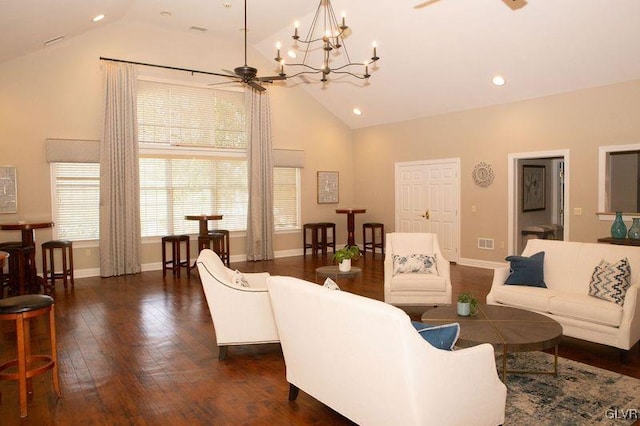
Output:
(0, 166), (17, 214)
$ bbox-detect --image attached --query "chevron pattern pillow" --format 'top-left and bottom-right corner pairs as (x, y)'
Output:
(588, 258), (631, 306)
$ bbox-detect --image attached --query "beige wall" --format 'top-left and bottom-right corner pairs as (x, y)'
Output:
(0, 21), (354, 273)
(352, 79), (640, 263)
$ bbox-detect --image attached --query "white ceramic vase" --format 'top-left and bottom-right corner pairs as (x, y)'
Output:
(338, 258), (351, 272)
(457, 301), (470, 316)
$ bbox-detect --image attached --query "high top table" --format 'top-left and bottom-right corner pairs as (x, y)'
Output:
(185, 214), (223, 237)
(0, 221), (54, 294)
(335, 208), (366, 247)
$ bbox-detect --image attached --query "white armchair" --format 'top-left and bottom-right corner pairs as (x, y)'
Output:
(196, 249), (279, 360)
(384, 233), (452, 306)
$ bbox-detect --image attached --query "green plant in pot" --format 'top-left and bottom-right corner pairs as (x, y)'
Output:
(333, 246), (361, 272)
(457, 292), (478, 317)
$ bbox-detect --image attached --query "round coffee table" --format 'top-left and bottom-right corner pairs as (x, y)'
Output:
(315, 266), (362, 283)
(421, 304), (562, 380)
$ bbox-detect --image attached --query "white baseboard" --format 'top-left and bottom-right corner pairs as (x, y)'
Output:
(70, 252), (505, 278)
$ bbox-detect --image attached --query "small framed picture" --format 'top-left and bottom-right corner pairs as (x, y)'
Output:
(317, 171), (339, 204)
(0, 166), (17, 214)
(522, 165), (545, 212)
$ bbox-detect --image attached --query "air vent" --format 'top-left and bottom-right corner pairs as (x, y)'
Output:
(190, 26), (208, 32)
(44, 35), (65, 47)
(477, 238), (495, 250)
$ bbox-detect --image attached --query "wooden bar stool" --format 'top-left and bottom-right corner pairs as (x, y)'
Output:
(41, 240), (74, 294)
(316, 222), (336, 254)
(0, 242), (33, 295)
(303, 223), (324, 256)
(0, 250), (9, 298)
(0, 294), (62, 418)
(198, 230), (230, 267)
(161, 235), (190, 277)
(362, 223), (385, 256)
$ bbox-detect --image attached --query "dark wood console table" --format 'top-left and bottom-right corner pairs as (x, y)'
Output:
(597, 237), (640, 246)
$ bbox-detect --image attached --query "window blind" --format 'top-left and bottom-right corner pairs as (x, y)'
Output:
(273, 167), (300, 230)
(52, 163), (100, 240)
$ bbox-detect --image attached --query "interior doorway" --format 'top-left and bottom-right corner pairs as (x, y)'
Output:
(507, 150), (570, 255)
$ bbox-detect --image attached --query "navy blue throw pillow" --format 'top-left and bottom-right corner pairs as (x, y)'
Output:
(504, 251), (547, 288)
(411, 321), (460, 351)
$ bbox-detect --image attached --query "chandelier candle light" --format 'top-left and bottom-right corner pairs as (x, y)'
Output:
(274, 0), (379, 83)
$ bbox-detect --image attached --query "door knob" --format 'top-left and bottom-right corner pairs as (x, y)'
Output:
(420, 210), (430, 219)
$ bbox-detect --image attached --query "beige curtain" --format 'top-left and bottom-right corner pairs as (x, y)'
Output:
(246, 88), (274, 261)
(99, 62), (141, 276)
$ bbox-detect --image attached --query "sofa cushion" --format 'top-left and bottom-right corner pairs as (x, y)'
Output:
(588, 258), (631, 306)
(549, 293), (623, 327)
(411, 321), (459, 351)
(504, 251), (547, 288)
(323, 277), (341, 291)
(392, 254), (438, 275)
(491, 285), (553, 313)
(390, 274), (447, 292)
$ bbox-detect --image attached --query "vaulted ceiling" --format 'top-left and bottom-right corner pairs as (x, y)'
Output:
(2, 0), (640, 129)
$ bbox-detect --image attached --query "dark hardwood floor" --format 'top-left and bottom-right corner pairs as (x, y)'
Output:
(0, 253), (638, 425)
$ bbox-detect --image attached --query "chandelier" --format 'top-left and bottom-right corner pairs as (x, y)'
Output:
(274, 0), (379, 83)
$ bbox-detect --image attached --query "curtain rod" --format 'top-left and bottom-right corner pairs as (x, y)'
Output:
(99, 56), (233, 79)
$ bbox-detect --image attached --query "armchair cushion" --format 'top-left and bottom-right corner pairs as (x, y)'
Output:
(589, 258), (631, 306)
(392, 254), (438, 275)
(411, 321), (460, 350)
(505, 251), (547, 288)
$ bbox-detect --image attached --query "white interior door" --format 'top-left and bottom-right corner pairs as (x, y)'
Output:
(395, 159), (460, 262)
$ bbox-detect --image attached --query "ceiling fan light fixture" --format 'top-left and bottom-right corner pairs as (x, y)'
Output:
(276, 0), (380, 85)
(352, 108), (362, 116)
(492, 75), (506, 86)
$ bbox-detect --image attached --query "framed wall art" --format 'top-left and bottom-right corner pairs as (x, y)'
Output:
(522, 165), (545, 212)
(317, 171), (339, 204)
(0, 166), (17, 214)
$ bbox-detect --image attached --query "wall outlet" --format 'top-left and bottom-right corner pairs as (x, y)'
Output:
(574, 207), (583, 216)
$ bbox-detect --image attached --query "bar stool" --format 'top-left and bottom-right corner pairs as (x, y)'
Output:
(0, 294), (62, 417)
(363, 223), (385, 256)
(316, 222), (336, 254)
(0, 242), (33, 295)
(303, 223), (324, 256)
(161, 235), (190, 277)
(41, 240), (74, 294)
(0, 251), (9, 298)
(199, 230), (230, 267)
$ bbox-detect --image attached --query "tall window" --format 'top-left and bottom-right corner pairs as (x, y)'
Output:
(50, 80), (300, 241)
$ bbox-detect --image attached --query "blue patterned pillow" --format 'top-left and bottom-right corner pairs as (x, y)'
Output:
(392, 254), (438, 275)
(589, 258), (631, 306)
(504, 251), (546, 288)
(411, 321), (459, 351)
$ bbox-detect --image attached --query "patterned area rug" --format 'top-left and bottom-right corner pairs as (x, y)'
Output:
(504, 352), (640, 425)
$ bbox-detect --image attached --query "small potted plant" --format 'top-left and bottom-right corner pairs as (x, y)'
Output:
(333, 245), (361, 272)
(457, 292), (478, 317)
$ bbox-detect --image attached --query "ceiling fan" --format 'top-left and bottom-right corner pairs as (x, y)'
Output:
(414, 0), (527, 10)
(214, 0), (285, 92)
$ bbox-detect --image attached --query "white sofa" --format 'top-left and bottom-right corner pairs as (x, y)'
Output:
(196, 249), (279, 359)
(384, 232), (452, 306)
(487, 239), (640, 351)
(268, 275), (506, 426)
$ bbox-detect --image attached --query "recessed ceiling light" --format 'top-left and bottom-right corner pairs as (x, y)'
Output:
(160, 11), (172, 17)
(92, 14), (105, 22)
(492, 75), (506, 86)
(352, 108), (362, 116)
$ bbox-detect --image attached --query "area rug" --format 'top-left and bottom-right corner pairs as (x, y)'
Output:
(503, 352), (640, 425)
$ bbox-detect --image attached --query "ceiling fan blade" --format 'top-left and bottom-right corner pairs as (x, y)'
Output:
(208, 81), (239, 87)
(257, 75), (286, 82)
(414, 0), (440, 9)
(248, 81), (267, 92)
(222, 69), (238, 76)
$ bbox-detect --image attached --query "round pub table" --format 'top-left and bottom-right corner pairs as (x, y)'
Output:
(315, 266), (361, 283)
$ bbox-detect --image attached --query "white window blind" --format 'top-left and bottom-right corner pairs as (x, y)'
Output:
(52, 163), (100, 240)
(137, 80), (246, 148)
(273, 167), (300, 230)
(139, 155), (248, 236)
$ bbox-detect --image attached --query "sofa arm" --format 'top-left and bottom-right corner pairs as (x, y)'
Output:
(486, 266), (510, 304)
(243, 272), (270, 290)
(620, 284), (640, 350)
